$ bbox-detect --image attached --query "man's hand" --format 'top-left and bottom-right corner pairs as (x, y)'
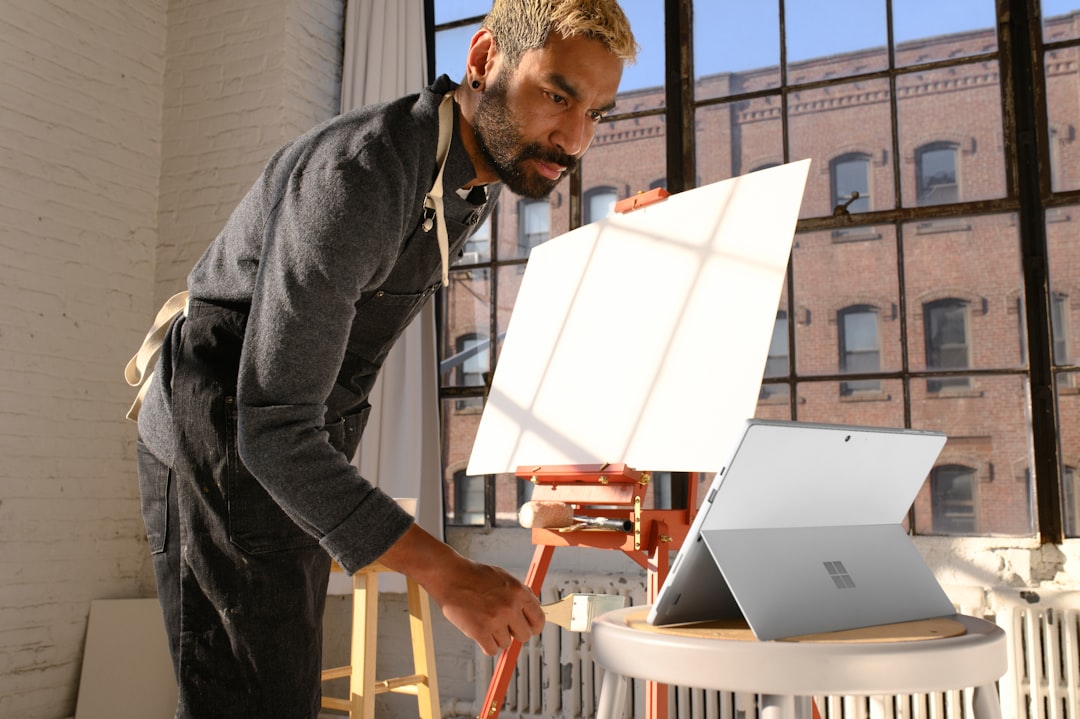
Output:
(375, 524), (544, 655)
(426, 557), (544, 656)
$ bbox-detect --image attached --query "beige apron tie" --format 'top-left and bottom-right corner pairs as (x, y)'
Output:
(124, 290), (188, 421)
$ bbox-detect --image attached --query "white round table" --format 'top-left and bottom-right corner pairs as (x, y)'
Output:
(591, 606), (1007, 719)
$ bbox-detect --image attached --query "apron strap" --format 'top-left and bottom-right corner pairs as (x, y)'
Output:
(124, 290), (188, 421)
(424, 92), (455, 287)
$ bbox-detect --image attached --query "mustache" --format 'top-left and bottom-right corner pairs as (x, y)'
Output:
(519, 143), (578, 174)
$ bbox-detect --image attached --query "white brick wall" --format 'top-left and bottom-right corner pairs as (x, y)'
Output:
(156, 0), (343, 304)
(0, 1), (343, 716)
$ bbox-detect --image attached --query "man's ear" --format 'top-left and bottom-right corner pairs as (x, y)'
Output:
(465, 28), (499, 89)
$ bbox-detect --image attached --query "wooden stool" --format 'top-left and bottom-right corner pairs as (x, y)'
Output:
(321, 562), (441, 718)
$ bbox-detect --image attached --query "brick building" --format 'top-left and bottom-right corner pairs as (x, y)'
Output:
(440, 13), (1080, 538)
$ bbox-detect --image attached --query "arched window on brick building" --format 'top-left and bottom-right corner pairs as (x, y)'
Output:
(453, 332), (488, 410)
(838, 305), (882, 395)
(584, 186), (617, 224)
(930, 464), (978, 535)
(517, 198), (549, 256)
(916, 142), (960, 205)
(924, 298), (972, 392)
(830, 153), (871, 214)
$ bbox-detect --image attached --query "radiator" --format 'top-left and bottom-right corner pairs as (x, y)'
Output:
(996, 594), (1080, 719)
(462, 577), (1080, 719)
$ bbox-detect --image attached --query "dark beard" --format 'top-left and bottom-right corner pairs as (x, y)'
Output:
(471, 78), (578, 199)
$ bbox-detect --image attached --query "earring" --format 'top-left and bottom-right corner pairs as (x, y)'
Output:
(471, 79), (481, 89)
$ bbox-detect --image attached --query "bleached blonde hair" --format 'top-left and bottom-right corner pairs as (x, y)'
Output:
(482, 0), (638, 69)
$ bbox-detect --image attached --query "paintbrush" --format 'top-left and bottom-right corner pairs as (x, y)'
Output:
(541, 593), (628, 632)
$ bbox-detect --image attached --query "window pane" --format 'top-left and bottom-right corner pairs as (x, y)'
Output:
(832, 155), (871, 213)
(434, 23), (480, 81)
(585, 112), (666, 205)
(788, 78), (895, 219)
(494, 264), (526, 364)
(515, 199), (549, 258)
(924, 300), (971, 389)
(434, 0), (489, 24)
(461, 215), (491, 262)
(1051, 292), (1070, 364)
(1065, 463), (1080, 538)
(1046, 47), (1080, 192)
(793, 227), (901, 376)
(754, 386), (792, 420)
(611, 0), (665, 101)
(1060, 371), (1080, 537)
(842, 311), (879, 354)
(1047, 203), (1078, 366)
(893, 0), (997, 67)
(585, 188), (617, 224)
(839, 308), (883, 395)
(797, 379), (906, 426)
(1043, 2), (1080, 43)
(903, 214), (1025, 372)
(916, 144), (959, 206)
(697, 98), (784, 185)
(492, 473), (527, 527)
(441, 398), (486, 526)
(765, 312), (789, 377)
(460, 335), (487, 381)
(452, 471), (486, 526)
(929, 465), (978, 535)
(897, 62), (1007, 206)
(785, 0), (888, 84)
(693, 0), (780, 101)
(910, 373), (1035, 536)
(441, 268), (490, 386)
(759, 311), (790, 402)
(496, 196), (557, 260)
(926, 301), (968, 351)
(453, 333), (489, 410)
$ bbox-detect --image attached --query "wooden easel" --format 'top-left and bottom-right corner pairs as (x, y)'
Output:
(478, 463), (697, 719)
(480, 187), (688, 719)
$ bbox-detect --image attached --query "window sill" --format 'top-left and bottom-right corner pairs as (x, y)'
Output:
(914, 220), (973, 234)
(839, 391), (892, 402)
(831, 228), (882, 243)
(927, 388), (984, 399)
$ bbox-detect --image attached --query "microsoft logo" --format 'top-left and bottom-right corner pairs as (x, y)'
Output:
(824, 560), (856, 589)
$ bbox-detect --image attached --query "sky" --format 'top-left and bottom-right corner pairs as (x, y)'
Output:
(435, 0), (1078, 94)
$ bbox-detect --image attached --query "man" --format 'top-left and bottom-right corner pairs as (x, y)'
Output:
(131, 0), (636, 716)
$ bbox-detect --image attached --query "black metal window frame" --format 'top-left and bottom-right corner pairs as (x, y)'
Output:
(428, 0), (1080, 542)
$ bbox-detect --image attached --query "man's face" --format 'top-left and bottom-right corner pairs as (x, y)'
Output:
(471, 33), (623, 199)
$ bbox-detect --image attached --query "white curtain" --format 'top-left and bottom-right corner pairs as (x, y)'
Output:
(340, 0), (428, 113)
(336, 0), (444, 590)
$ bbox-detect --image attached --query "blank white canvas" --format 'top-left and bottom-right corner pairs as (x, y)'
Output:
(468, 160), (811, 475)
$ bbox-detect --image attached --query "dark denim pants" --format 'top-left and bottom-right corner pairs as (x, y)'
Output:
(136, 302), (346, 718)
